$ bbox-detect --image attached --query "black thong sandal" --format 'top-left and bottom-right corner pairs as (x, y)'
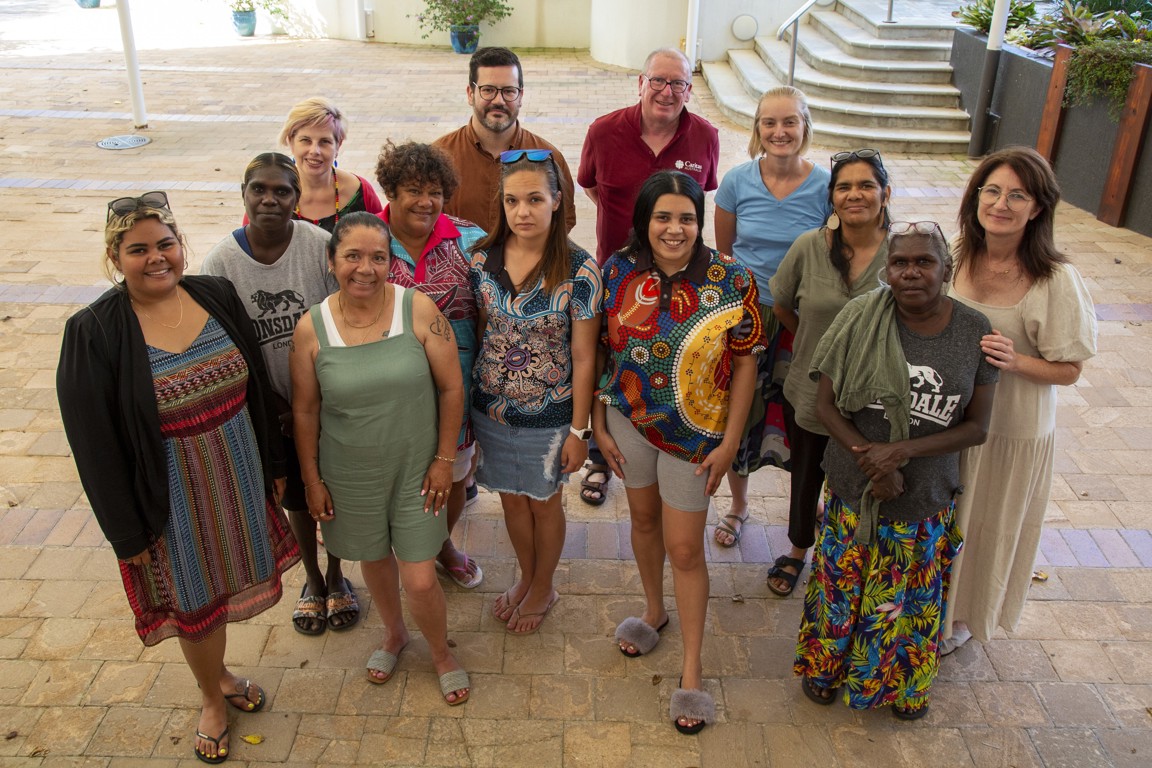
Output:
(893, 701), (930, 721)
(766, 555), (806, 597)
(580, 465), (610, 506)
(801, 676), (838, 706)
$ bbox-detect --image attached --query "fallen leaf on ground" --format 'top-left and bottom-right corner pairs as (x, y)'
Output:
(241, 734), (264, 745)
(732, 593), (745, 603)
(651, 674), (662, 685)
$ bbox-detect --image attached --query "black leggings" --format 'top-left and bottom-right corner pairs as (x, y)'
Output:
(783, 399), (829, 551)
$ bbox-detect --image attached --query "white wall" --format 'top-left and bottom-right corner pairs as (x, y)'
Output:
(696, 0), (809, 62)
(363, 0), (590, 48)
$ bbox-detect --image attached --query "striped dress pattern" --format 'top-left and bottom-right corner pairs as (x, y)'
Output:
(120, 318), (299, 646)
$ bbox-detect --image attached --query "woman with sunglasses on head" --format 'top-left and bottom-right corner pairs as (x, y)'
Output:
(375, 140), (487, 590)
(595, 171), (765, 735)
(766, 148), (893, 597)
(469, 148), (602, 634)
(276, 97), (383, 231)
(203, 153), (353, 638)
(795, 221), (997, 720)
(713, 86), (832, 550)
(942, 147), (1096, 654)
(58, 194), (299, 764)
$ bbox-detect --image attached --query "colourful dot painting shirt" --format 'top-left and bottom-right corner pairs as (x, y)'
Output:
(470, 243), (603, 429)
(598, 244), (766, 463)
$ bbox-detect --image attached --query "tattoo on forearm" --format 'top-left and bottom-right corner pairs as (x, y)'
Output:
(430, 315), (453, 342)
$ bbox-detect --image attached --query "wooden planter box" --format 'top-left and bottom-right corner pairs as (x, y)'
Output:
(950, 27), (1152, 237)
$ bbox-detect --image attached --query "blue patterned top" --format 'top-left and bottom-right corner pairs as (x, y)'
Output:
(470, 243), (603, 428)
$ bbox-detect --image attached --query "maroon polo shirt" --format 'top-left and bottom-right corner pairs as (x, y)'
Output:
(578, 103), (719, 265)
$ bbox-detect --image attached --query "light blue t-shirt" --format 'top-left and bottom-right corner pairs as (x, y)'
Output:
(715, 159), (832, 304)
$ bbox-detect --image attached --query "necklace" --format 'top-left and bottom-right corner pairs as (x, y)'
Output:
(295, 170), (340, 226)
(338, 288), (387, 335)
(132, 290), (184, 329)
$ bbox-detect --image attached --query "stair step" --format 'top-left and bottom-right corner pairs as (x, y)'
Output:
(836, 0), (958, 41)
(702, 61), (970, 154)
(809, 10), (952, 61)
(724, 52), (969, 130)
(754, 37), (961, 108)
(782, 31), (954, 83)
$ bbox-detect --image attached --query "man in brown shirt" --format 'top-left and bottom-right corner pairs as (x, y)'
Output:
(433, 47), (577, 233)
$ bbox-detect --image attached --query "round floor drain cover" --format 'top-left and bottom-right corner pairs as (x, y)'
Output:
(97, 135), (151, 150)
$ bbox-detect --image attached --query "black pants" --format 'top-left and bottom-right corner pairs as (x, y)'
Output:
(783, 399), (829, 551)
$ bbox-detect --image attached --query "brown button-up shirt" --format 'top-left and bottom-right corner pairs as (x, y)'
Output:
(433, 120), (577, 235)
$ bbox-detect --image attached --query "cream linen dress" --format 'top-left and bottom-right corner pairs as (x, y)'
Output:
(946, 262), (1097, 642)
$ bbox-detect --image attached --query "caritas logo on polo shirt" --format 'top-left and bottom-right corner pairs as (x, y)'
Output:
(674, 159), (704, 173)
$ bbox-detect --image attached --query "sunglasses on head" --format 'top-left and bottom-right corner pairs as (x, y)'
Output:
(107, 191), (170, 221)
(830, 148), (883, 168)
(889, 221), (942, 236)
(499, 148), (553, 164)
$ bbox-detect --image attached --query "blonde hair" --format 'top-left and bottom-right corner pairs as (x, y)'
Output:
(747, 86), (814, 158)
(278, 97), (348, 148)
(103, 206), (185, 285)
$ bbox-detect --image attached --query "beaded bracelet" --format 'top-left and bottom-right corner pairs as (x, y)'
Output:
(433, 455), (455, 464)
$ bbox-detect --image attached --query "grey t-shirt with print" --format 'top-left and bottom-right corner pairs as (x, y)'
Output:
(201, 221), (336, 401)
(822, 300), (999, 522)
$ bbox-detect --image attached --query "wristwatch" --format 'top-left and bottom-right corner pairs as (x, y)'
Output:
(569, 426), (593, 440)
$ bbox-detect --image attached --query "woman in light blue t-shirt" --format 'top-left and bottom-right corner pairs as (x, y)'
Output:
(712, 87), (831, 551)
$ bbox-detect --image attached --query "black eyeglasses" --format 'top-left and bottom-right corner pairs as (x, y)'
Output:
(642, 76), (690, 95)
(889, 221), (942, 236)
(107, 191), (170, 221)
(473, 83), (522, 102)
(831, 148), (883, 168)
(499, 148), (553, 164)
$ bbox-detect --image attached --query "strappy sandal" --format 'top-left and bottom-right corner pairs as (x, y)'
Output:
(580, 465), (610, 506)
(766, 555), (806, 597)
(325, 577), (360, 632)
(713, 512), (748, 547)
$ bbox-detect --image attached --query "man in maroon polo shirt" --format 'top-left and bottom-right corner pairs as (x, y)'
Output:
(434, 46), (576, 234)
(576, 46), (720, 506)
(579, 47), (720, 266)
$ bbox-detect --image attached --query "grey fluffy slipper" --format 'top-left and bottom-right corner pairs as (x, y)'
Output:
(670, 686), (715, 735)
(615, 616), (670, 657)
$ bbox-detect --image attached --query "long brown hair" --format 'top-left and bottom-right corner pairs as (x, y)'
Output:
(955, 146), (1066, 282)
(473, 155), (570, 294)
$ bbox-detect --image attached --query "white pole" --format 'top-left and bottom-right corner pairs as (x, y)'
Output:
(685, 0), (701, 71)
(115, 0), (148, 128)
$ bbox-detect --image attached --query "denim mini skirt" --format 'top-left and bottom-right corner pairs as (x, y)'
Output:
(471, 409), (570, 501)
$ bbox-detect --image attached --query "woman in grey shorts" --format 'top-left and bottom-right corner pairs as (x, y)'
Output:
(592, 171), (767, 735)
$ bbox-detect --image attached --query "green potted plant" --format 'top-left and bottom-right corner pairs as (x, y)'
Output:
(410, 0), (515, 54)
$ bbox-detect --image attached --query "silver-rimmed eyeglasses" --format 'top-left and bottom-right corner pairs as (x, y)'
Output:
(977, 185), (1033, 210)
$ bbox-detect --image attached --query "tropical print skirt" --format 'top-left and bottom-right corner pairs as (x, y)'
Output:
(793, 490), (962, 712)
(732, 305), (792, 475)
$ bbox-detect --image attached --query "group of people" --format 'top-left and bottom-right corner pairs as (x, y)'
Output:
(56, 41), (1097, 760)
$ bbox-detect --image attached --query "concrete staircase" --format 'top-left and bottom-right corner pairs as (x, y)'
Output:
(702, 0), (970, 153)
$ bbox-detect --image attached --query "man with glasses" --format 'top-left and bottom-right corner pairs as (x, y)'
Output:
(434, 46), (576, 234)
(578, 47), (719, 267)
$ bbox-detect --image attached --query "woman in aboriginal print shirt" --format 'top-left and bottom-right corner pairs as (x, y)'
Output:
(593, 170), (766, 736)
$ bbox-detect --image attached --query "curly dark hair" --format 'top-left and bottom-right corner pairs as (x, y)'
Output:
(374, 140), (459, 202)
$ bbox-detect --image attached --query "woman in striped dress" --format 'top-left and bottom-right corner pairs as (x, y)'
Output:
(58, 195), (299, 764)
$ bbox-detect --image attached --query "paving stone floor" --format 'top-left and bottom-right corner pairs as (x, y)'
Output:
(0, 1), (1150, 766)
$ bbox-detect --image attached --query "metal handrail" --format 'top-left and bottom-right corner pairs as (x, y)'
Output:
(775, 0), (896, 87)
